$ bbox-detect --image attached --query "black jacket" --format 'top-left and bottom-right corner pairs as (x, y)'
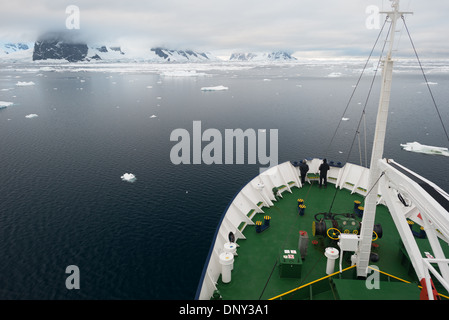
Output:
(319, 162), (330, 174)
(299, 163), (309, 175)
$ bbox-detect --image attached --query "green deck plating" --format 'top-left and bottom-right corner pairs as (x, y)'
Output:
(214, 182), (449, 300)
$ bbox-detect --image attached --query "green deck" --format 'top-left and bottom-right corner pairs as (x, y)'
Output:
(215, 182), (449, 300)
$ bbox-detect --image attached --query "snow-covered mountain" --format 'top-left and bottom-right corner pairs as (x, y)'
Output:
(1, 35), (297, 63)
(0, 42), (34, 60)
(86, 45), (127, 61)
(86, 46), (220, 62)
(1, 32), (221, 63)
(229, 51), (297, 61)
(0, 42), (32, 54)
(33, 41), (88, 62)
(148, 47), (220, 62)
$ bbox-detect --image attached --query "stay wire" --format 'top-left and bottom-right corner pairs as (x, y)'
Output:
(327, 20), (392, 214)
(324, 16), (389, 158)
(346, 22), (391, 165)
(365, 171), (385, 198)
(402, 16), (449, 144)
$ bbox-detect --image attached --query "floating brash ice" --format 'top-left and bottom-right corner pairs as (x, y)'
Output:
(200, 85), (228, 91)
(121, 173), (136, 182)
(16, 81), (35, 86)
(400, 141), (449, 157)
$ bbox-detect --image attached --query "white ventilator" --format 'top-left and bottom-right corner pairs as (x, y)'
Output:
(219, 252), (234, 283)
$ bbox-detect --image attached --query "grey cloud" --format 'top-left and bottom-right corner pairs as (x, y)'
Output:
(1, 0), (448, 57)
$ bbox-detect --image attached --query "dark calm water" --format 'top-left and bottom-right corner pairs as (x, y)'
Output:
(0, 59), (448, 299)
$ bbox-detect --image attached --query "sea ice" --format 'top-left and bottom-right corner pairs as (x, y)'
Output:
(161, 70), (206, 77)
(0, 101), (13, 108)
(400, 141), (449, 157)
(327, 72), (342, 78)
(121, 173), (136, 182)
(201, 85), (229, 91)
(25, 114), (38, 118)
(16, 81), (35, 86)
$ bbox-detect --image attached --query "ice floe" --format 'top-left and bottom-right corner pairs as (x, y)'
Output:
(25, 114), (38, 118)
(327, 72), (342, 78)
(16, 81), (35, 86)
(400, 141), (449, 157)
(121, 173), (136, 182)
(0, 101), (13, 109)
(201, 85), (229, 91)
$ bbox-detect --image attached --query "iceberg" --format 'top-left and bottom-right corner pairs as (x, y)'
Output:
(201, 85), (229, 91)
(150, 115), (157, 118)
(342, 117), (350, 121)
(16, 81), (35, 86)
(400, 141), (449, 157)
(121, 173), (136, 182)
(25, 114), (38, 118)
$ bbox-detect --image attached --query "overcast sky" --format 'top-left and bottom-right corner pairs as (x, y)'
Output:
(1, 0), (448, 58)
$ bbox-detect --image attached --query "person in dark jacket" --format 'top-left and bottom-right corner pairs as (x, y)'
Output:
(299, 159), (309, 185)
(319, 158), (330, 188)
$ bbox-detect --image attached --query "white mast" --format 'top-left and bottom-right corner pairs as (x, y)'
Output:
(355, 0), (412, 277)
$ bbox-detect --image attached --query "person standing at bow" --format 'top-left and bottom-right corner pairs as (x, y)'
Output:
(299, 159), (309, 185)
(319, 158), (330, 188)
